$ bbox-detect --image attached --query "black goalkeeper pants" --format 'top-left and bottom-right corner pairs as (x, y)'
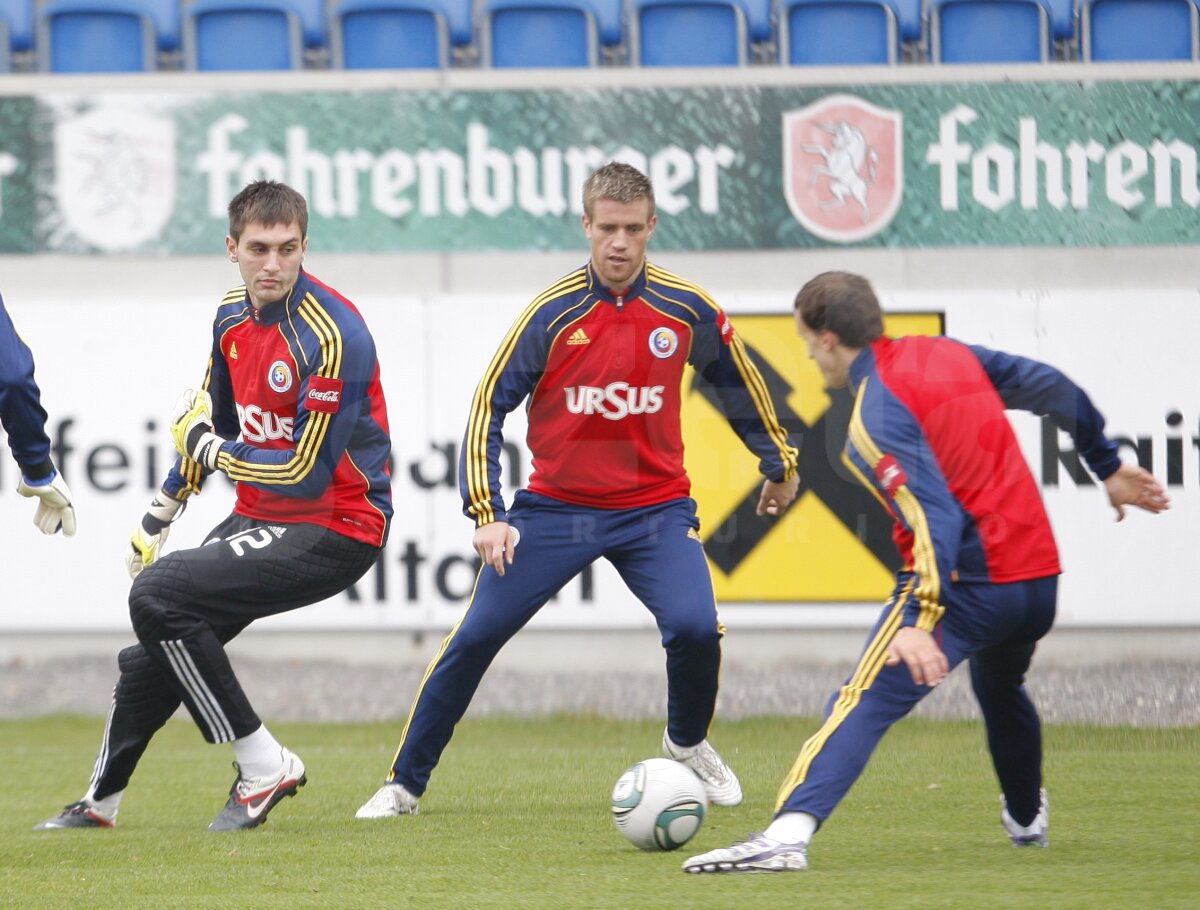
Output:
(87, 513), (378, 800)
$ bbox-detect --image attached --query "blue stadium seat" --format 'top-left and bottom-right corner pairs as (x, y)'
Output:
(282, 0), (326, 47)
(741, 0), (772, 42)
(587, 0), (623, 47)
(184, 0), (303, 69)
(39, 0), (158, 71)
(927, 0), (1051, 62)
(627, 0), (751, 65)
(330, 0), (449, 68)
(478, 0), (600, 66)
(889, 0), (920, 43)
(1080, 0), (1199, 61)
(0, 0), (34, 53)
(776, 0), (900, 64)
(1043, 0), (1072, 41)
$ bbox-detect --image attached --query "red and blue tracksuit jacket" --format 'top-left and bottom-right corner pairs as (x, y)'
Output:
(164, 270), (393, 547)
(843, 334), (1121, 631)
(460, 260), (798, 524)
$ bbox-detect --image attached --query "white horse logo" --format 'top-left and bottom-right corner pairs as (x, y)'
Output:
(802, 121), (879, 224)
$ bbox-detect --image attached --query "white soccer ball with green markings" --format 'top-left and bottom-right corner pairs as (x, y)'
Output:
(610, 758), (707, 851)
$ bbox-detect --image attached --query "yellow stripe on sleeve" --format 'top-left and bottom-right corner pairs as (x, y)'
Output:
(645, 264), (798, 478)
(218, 294), (341, 485)
(847, 378), (944, 630)
(464, 271), (588, 524)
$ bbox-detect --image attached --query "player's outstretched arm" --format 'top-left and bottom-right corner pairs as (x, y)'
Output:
(1102, 463), (1170, 522)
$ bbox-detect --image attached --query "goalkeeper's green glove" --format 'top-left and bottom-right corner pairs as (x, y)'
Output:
(170, 389), (225, 471)
(17, 468), (76, 536)
(125, 489), (186, 580)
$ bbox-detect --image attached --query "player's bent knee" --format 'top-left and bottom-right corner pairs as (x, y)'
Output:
(128, 576), (172, 643)
(663, 624), (722, 653)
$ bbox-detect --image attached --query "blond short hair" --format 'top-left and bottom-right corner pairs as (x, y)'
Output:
(582, 162), (655, 218)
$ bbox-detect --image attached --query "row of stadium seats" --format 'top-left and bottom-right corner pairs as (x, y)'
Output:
(0, 0), (1197, 72)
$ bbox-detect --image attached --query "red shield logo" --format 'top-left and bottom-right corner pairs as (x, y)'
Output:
(783, 94), (903, 243)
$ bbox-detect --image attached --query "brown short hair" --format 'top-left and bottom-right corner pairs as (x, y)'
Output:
(794, 271), (884, 348)
(582, 162), (655, 218)
(228, 180), (309, 241)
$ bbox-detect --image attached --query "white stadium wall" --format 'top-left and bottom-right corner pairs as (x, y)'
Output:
(0, 281), (1194, 632)
(0, 65), (1196, 631)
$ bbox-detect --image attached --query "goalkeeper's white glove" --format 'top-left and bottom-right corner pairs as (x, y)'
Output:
(17, 469), (76, 536)
(170, 389), (225, 471)
(126, 489), (186, 580)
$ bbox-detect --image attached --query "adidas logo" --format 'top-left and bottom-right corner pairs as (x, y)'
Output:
(566, 328), (591, 346)
(269, 526), (288, 538)
(229, 342), (239, 360)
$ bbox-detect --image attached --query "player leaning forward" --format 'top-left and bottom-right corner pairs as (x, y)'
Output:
(682, 271), (1169, 874)
(356, 162), (800, 819)
(36, 180), (393, 832)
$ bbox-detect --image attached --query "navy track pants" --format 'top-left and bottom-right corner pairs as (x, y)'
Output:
(386, 491), (724, 796)
(776, 573), (1057, 828)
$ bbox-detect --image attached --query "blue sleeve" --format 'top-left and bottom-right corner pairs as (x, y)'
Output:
(0, 297), (54, 480)
(852, 379), (961, 631)
(968, 344), (1121, 481)
(459, 312), (548, 525)
(689, 313), (799, 482)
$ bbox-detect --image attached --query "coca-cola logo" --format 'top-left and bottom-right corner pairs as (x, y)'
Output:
(305, 377), (344, 414)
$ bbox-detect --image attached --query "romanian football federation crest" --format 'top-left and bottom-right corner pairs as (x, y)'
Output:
(782, 94), (903, 243)
(268, 360), (294, 393)
(648, 327), (678, 359)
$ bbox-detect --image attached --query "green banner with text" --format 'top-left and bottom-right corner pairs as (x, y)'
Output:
(1, 80), (1198, 254)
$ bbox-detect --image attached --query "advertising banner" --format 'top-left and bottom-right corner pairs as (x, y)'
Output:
(0, 287), (1192, 631)
(2, 79), (1200, 253)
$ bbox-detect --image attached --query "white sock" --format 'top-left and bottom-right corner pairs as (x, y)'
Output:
(764, 811), (818, 845)
(232, 724), (285, 778)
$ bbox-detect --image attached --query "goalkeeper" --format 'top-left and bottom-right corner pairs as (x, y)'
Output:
(1, 292), (75, 537)
(35, 180), (393, 833)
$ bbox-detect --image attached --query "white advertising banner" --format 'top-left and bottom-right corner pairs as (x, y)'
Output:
(0, 284), (1193, 630)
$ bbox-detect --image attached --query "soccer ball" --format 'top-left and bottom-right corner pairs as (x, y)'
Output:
(610, 758), (707, 851)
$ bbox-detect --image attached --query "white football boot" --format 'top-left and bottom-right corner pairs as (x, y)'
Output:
(662, 730), (743, 807)
(355, 783), (420, 818)
(1001, 788), (1049, 847)
(683, 833), (809, 874)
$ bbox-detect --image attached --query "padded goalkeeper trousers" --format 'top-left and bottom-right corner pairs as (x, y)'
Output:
(775, 573), (1057, 829)
(385, 491), (725, 798)
(87, 513), (378, 800)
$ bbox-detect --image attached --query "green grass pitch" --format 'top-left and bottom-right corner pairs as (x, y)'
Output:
(2, 715), (1197, 909)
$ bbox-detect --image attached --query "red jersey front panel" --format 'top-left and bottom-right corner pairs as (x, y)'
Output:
(525, 298), (693, 508)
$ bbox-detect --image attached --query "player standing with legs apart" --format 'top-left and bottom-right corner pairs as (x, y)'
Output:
(1, 293), (76, 537)
(35, 180), (393, 832)
(356, 162), (800, 820)
(683, 271), (1170, 873)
